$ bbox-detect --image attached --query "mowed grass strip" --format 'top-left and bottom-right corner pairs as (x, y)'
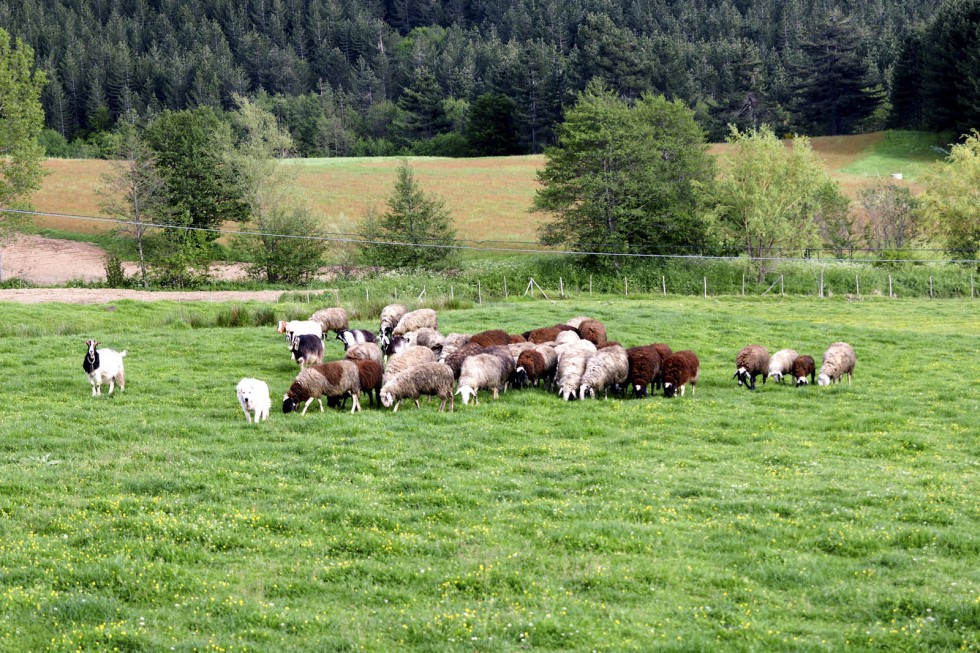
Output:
(0, 297), (977, 651)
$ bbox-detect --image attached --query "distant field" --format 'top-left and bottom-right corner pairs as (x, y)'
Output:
(0, 296), (976, 651)
(31, 131), (945, 243)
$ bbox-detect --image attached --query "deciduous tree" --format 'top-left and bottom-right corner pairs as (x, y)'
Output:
(920, 130), (980, 260)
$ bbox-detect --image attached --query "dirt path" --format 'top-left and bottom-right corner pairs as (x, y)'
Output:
(0, 235), (284, 304)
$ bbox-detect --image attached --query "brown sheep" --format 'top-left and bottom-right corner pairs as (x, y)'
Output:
(791, 355), (816, 387)
(443, 341), (484, 379)
(515, 346), (558, 389)
(734, 344), (770, 390)
(577, 319), (607, 346)
(523, 326), (563, 344)
(283, 360), (361, 415)
(469, 329), (511, 348)
(328, 359), (384, 409)
(662, 351), (700, 398)
(626, 346), (662, 399)
(651, 343), (673, 390)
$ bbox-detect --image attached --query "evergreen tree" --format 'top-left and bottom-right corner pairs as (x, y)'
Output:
(358, 160), (458, 268)
(919, 0), (980, 133)
(889, 26), (926, 129)
(793, 11), (879, 135)
(467, 93), (521, 156)
(394, 66), (450, 145)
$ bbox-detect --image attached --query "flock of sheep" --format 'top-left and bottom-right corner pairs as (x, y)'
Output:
(80, 303), (856, 425)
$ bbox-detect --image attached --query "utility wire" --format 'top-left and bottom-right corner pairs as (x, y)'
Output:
(3, 207), (978, 264)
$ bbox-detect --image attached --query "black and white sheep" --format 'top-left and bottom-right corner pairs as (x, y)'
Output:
(336, 329), (376, 350)
(662, 350), (700, 398)
(283, 360), (361, 415)
(579, 345), (629, 399)
(277, 319), (323, 345)
(767, 348), (799, 384)
(791, 355), (816, 387)
(734, 344), (770, 390)
(344, 341), (384, 366)
(555, 341), (596, 401)
(382, 345), (438, 385)
(456, 353), (513, 405)
(290, 333), (324, 370)
(392, 308), (438, 336)
(380, 362), (456, 413)
(83, 340), (127, 396)
(818, 342), (856, 386)
(625, 345), (662, 398)
(383, 335), (411, 360)
(309, 307), (349, 334)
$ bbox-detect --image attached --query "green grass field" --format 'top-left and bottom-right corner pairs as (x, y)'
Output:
(1, 297), (977, 651)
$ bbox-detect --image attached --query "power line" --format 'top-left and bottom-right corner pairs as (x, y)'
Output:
(3, 207), (978, 264)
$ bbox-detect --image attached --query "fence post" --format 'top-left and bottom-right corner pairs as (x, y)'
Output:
(451, 286), (454, 302)
(856, 274), (860, 299)
(625, 276), (629, 296)
(780, 275), (784, 297)
(889, 274), (893, 298)
(971, 273), (975, 299)
(662, 276), (666, 296)
(742, 273), (745, 296)
(820, 269), (824, 298)
(366, 287), (369, 302)
(589, 275), (593, 295)
(504, 276), (508, 299)
(703, 277), (707, 298)
(560, 277), (565, 299)
(394, 288), (398, 300)
(478, 279), (482, 304)
(929, 276), (933, 299)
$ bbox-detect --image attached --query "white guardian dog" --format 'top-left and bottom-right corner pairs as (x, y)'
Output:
(236, 378), (271, 424)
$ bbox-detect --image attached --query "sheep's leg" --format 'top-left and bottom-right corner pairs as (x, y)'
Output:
(680, 384), (686, 397)
(492, 387), (499, 400)
(448, 393), (454, 413)
(393, 400), (401, 413)
(351, 393), (361, 414)
(302, 397), (314, 415)
(691, 382), (697, 397)
(318, 398), (325, 411)
(414, 399), (421, 409)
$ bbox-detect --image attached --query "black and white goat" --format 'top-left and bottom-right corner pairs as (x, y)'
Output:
(336, 329), (376, 350)
(82, 340), (127, 396)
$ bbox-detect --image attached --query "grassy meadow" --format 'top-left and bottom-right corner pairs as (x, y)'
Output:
(31, 131), (945, 246)
(0, 296), (977, 651)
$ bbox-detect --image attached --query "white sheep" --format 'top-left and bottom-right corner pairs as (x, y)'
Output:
(380, 362), (455, 412)
(82, 340), (127, 396)
(456, 353), (512, 405)
(767, 348), (799, 384)
(236, 378), (271, 423)
(579, 345), (629, 399)
(555, 341), (596, 401)
(382, 345), (438, 385)
(392, 308), (438, 336)
(818, 342), (857, 386)
(309, 307), (349, 334)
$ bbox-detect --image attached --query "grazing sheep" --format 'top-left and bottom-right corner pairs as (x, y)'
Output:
(82, 340), (126, 396)
(482, 345), (518, 390)
(625, 345), (662, 398)
(579, 345), (629, 399)
(330, 359), (384, 409)
(509, 334), (527, 344)
(577, 319), (608, 346)
(507, 341), (537, 358)
(734, 344), (770, 390)
(791, 355), (816, 387)
(469, 329), (511, 348)
(336, 329), (376, 350)
(443, 341), (485, 378)
(554, 329), (582, 345)
(662, 351), (700, 398)
(380, 362), (455, 412)
(290, 333), (324, 370)
(650, 343), (673, 390)
(767, 348), (799, 384)
(382, 345), (437, 385)
(555, 342), (596, 401)
(438, 333), (472, 361)
(405, 327), (445, 350)
(378, 303), (408, 342)
(392, 308), (438, 336)
(596, 340), (622, 350)
(515, 345), (558, 389)
(523, 326), (564, 344)
(456, 353), (513, 405)
(818, 342), (856, 386)
(309, 307), (349, 334)
(384, 335), (411, 359)
(236, 378), (271, 424)
(344, 342), (384, 366)
(565, 316), (594, 330)
(277, 319), (322, 345)
(283, 360), (361, 415)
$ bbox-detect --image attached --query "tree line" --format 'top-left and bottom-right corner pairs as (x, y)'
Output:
(3, 0), (977, 158)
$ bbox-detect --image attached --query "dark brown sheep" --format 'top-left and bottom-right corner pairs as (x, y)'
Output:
(791, 355), (816, 387)
(734, 344), (770, 390)
(651, 343), (673, 390)
(515, 347), (558, 389)
(328, 359), (384, 409)
(596, 340), (622, 350)
(662, 351), (700, 398)
(577, 319), (607, 346)
(523, 326), (563, 344)
(469, 329), (511, 348)
(443, 342), (485, 379)
(626, 346), (662, 398)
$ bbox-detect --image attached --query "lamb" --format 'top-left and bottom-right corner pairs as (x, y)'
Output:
(378, 303), (408, 342)
(734, 344), (770, 390)
(309, 307), (349, 334)
(283, 360), (361, 415)
(442, 341), (485, 378)
(290, 333), (324, 370)
(469, 329), (511, 348)
(456, 353), (513, 405)
(767, 348), (799, 384)
(818, 342), (856, 386)
(579, 345), (629, 399)
(236, 378), (271, 424)
(555, 342), (595, 401)
(277, 319), (322, 345)
(662, 350), (700, 398)
(625, 345), (662, 398)
(380, 362), (455, 412)
(330, 359), (384, 409)
(344, 341), (384, 366)
(382, 345), (438, 385)
(791, 355), (816, 387)
(514, 345), (559, 389)
(336, 329), (376, 350)
(82, 340), (126, 396)
(577, 319), (608, 346)
(392, 308), (438, 336)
